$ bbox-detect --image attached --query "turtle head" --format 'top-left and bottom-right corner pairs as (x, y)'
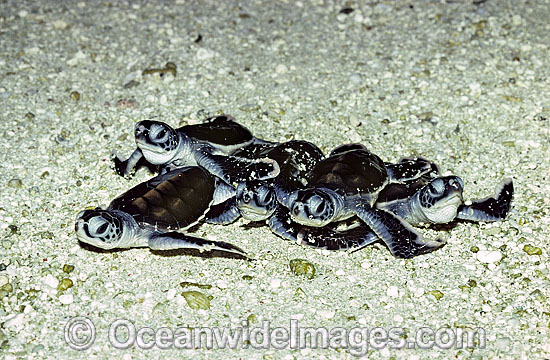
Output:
(75, 209), (126, 250)
(288, 188), (339, 227)
(236, 181), (276, 221)
(134, 120), (179, 165)
(417, 176), (464, 223)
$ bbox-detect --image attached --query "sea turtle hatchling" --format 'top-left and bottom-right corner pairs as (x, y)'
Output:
(203, 140), (325, 228)
(113, 114), (279, 185)
(376, 175), (514, 226)
(74, 166), (246, 256)
(231, 143), (442, 257)
(291, 175), (514, 257)
(280, 143), (445, 258)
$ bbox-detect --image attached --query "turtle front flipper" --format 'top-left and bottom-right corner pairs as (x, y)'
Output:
(196, 150), (280, 184)
(113, 149), (144, 177)
(268, 207), (300, 242)
(148, 231), (247, 257)
(204, 197), (241, 225)
(457, 178), (514, 222)
(354, 203), (446, 258)
(296, 224), (378, 251)
(386, 157), (435, 182)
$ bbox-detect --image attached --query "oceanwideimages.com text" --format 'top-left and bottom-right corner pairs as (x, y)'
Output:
(65, 317), (486, 356)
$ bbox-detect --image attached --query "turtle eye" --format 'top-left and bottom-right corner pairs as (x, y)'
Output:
(306, 194), (327, 216)
(428, 179), (445, 197)
(262, 190), (273, 206)
(315, 201), (325, 215)
(258, 187), (274, 207)
(242, 192), (251, 204)
(149, 124), (170, 144)
(96, 222), (108, 235)
(154, 128), (168, 143)
(88, 216), (111, 237)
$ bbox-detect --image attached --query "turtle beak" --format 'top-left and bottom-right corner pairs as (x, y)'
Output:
(445, 176), (464, 203)
(74, 211), (87, 233)
(447, 176), (464, 197)
(449, 176), (464, 191)
(134, 121), (148, 142)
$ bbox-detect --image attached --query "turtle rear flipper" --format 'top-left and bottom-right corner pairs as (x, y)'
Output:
(148, 231), (247, 257)
(205, 198), (241, 225)
(354, 204), (446, 258)
(386, 158), (434, 182)
(457, 178), (513, 222)
(296, 224), (378, 251)
(196, 150), (280, 184)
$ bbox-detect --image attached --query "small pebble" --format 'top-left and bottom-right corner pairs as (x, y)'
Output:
(318, 310), (335, 319)
(8, 178), (23, 188)
(270, 278), (282, 289)
(2, 283), (13, 293)
(0, 274), (9, 287)
(58, 278), (73, 291)
(484, 226), (501, 236)
(275, 64), (288, 74)
(69, 91), (80, 101)
(476, 250), (502, 264)
(360, 260), (371, 269)
(495, 336), (511, 350)
(32, 344), (45, 353)
(181, 291), (210, 310)
(216, 280), (228, 289)
(123, 79), (140, 89)
(43, 274), (59, 289)
(166, 288), (177, 300)
(246, 314), (257, 325)
(523, 244), (542, 256)
(195, 48), (215, 61)
(4, 313), (25, 330)
(52, 20), (68, 30)
(387, 286), (399, 298)
(289, 259), (316, 279)
(59, 294), (74, 305)
(429, 290), (444, 301)
(115, 99), (138, 109)
(349, 73), (363, 84)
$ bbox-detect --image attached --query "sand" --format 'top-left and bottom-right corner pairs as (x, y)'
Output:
(0, 0), (549, 359)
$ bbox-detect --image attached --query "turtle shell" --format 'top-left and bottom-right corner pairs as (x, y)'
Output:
(307, 146), (388, 197)
(108, 167), (216, 230)
(178, 115), (254, 147)
(232, 142), (275, 159)
(264, 140), (324, 182)
(376, 180), (425, 203)
(236, 140), (324, 191)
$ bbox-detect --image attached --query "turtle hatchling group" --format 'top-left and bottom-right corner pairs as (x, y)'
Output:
(75, 114), (514, 259)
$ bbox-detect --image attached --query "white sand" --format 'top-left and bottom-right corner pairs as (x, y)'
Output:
(0, 0), (548, 358)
